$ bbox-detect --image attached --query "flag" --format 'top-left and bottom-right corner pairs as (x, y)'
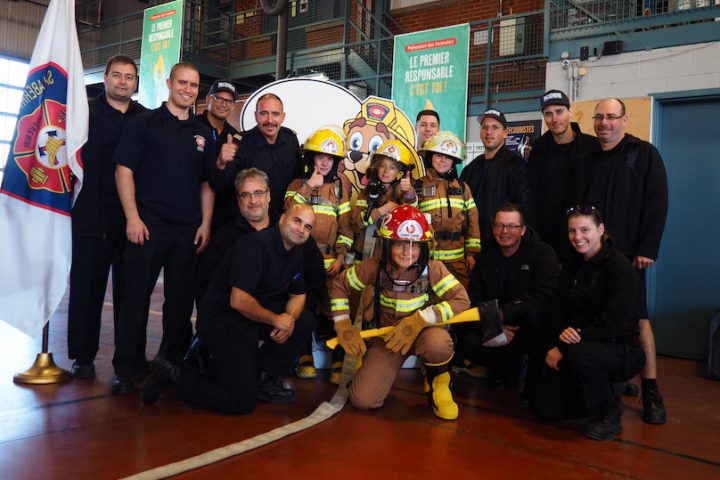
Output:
(0, 0), (88, 336)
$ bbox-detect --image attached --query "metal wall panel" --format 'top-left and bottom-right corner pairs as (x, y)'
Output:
(0, 0), (48, 60)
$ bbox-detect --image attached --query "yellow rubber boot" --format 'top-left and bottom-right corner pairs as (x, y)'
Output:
(295, 354), (317, 379)
(425, 361), (458, 420)
(330, 361), (342, 385)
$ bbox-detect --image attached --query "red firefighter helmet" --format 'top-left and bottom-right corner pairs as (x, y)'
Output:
(378, 205), (433, 242)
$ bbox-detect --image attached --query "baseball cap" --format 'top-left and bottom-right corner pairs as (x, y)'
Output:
(209, 80), (237, 100)
(480, 109), (507, 128)
(540, 89), (570, 110)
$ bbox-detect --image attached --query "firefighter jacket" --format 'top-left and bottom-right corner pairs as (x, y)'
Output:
(329, 258), (470, 327)
(285, 178), (353, 269)
(351, 183), (418, 258)
(416, 169), (481, 263)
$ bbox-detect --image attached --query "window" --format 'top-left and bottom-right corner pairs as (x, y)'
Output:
(0, 55), (29, 184)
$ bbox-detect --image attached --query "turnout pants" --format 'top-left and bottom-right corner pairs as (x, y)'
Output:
(350, 326), (454, 410)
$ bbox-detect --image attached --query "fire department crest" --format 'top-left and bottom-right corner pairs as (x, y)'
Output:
(397, 220), (423, 240)
(1, 63), (73, 213)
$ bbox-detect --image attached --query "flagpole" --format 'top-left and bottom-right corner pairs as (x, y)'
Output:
(13, 323), (71, 384)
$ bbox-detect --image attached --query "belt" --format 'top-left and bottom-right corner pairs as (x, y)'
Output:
(434, 230), (463, 241)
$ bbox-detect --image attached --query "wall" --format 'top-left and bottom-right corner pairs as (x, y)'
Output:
(545, 42), (720, 102)
(390, 0), (542, 33)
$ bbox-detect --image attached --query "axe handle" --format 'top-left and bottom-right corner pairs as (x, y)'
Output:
(325, 307), (480, 350)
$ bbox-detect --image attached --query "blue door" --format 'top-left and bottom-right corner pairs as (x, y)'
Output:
(651, 93), (720, 360)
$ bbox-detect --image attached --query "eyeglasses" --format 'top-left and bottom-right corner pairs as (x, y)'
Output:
(237, 189), (268, 200)
(491, 223), (524, 232)
(565, 205), (600, 217)
(211, 94), (235, 106)
(592, 113), (623, 122)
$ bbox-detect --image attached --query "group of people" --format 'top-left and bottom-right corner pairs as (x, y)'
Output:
(67, 55), (668, 442)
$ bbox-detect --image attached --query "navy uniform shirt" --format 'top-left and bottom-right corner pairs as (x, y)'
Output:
(197, 224), (306, 332)
(72, 94), (146, 237)
(114, 102), (215, 226)
(196, 111), (239, 231)
(210, 125), (302, 215)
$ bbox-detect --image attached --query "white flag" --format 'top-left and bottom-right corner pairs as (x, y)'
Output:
(0, 0), (88, 336)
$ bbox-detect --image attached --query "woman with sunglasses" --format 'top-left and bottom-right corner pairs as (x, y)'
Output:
(533, 206), (646, 441)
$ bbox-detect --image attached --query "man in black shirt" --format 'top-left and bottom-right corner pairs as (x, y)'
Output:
(196, 79), (240, 231)
(584, 98), (669, 425)
(456, 204), (558, 398)
(461, 109), (529, 248)
(143, 204), (317, 414)
(213, 93), (302, 214)
(68, 55), (146, 379)
(111, 62), (215, 395)
(528, 90), (596, 262)
(194, 167), (325, 310)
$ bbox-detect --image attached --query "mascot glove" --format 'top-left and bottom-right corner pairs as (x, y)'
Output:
(334, 319), (366, 357)
(385, 311), (428, 355)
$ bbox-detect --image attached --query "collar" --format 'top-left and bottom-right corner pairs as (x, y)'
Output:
(269, 223), (293, 256)
(159, 102), (195, 124)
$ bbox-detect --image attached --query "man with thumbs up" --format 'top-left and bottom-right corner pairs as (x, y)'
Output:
(212, 93), (302, 215)
(197, 80), (240, 232)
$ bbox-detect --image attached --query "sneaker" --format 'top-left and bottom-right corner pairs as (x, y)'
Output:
(642, 388), (667, 425)
(623, 382), (640, 397)
(452, 359), (487, 378)
(295, 354), (317, 379)
(329, 361), (342, 385)
(586, 398), (622, 441)
(71, 360), (96, 379)
(258, 373), (296, 404)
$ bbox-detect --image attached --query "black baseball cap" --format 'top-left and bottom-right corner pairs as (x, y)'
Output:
(209, 80), (237, 100)
(540, 89), (570, 111)
(480, 109), (507, 128)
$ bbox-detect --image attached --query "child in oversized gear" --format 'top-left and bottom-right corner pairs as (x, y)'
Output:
(351, 139), (419, 263)
(285, 126), (354, 380)
(341, 96), (425, 199)
(329, 204), (470, 420)
(416, 131), (481, 287)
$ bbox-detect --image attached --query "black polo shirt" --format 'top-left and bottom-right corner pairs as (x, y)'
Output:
(197, 224), (305, 332)
(210, 125), (302, 214)
(72, 94), (146, 237)
(196, 111), (240, 231)
(114, 102), (214, 226)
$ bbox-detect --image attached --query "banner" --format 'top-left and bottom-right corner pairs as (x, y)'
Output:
(139, 0), (184, 109)
(392, 24), (470, 152)
(0, 0), (88, 336)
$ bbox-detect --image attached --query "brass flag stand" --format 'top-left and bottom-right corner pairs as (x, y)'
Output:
(13, 323), (71, 384)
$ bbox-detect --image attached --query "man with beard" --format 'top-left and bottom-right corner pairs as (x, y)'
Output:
(527, 90), (596, 262)
(213, 93), (301, 214)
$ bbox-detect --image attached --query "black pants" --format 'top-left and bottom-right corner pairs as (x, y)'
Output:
(455, 307), (551, 393)
(112, 221), (197, 376)
(176, 309), (315, 414)
(67, 210), (149, 364)
(532, 341), (646, 421)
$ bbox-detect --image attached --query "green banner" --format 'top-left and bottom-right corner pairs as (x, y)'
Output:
(139, 0), (184, 109)
(392, 24), (470, 151)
